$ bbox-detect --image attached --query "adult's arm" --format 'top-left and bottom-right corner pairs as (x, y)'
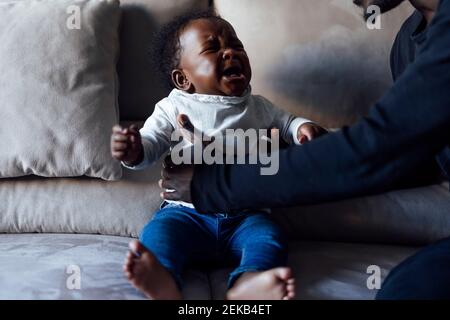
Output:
(191, 0), (450, 213)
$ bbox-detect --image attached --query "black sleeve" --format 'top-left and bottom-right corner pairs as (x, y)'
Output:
(390, 29), (401, 81)
(191, 0), (450, 213)
(389, 10), (421, 81)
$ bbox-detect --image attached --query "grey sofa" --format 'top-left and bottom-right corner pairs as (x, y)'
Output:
(1, 0), (450, 300)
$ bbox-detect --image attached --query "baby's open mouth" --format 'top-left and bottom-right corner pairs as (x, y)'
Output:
(222, 65), (244, 79)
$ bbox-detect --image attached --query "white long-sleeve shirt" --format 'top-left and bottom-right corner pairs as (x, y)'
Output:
(124, 87), (312, 207)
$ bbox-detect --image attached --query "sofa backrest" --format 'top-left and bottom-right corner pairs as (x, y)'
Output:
(273, 182), (450, 246)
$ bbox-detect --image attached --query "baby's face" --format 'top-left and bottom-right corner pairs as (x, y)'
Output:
(175, 18), (252, 97)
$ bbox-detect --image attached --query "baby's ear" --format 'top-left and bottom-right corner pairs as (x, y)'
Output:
(171, 69), (192, 92)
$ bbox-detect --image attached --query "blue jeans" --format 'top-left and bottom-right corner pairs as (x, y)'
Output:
(139, 202), (288, 289)
(376, 236), (450, 299)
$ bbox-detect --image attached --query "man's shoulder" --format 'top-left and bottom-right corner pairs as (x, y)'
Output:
(392, 10), (424, 55)
(390, 10), (424, 80)
(398, 10), (424, 39)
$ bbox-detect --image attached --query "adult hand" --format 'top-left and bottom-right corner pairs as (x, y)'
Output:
(159, 156), (194, 202)
(159, 114), (198, 203)
(297, 123), (328, 144)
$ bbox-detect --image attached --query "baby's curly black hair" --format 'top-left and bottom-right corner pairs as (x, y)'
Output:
(151, 10), (226, 90)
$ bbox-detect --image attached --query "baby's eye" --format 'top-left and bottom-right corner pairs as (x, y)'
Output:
(202, 47), (218, 54)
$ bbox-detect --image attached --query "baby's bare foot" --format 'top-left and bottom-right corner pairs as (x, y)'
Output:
(227, 267), (296, 300)
(123, 240), (182, 300)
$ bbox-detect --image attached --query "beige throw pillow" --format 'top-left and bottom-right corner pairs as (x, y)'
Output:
(0, 0), (122, 180)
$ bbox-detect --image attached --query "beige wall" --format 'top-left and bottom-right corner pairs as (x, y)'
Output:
(214, 0), (414, 127)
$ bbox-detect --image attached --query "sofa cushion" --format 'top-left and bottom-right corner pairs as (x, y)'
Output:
(0, 0), (122, 180)
(0, 233), (419, 300)
(117, 0), (210, 121)
(0, 233), (210, 299)
(214, 0), (413, 128)
(0, 125), (161, 238)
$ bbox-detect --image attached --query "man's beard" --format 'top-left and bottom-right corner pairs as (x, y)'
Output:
(353, 0), (405, 19)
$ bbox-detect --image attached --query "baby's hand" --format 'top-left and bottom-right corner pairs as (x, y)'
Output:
(297, 123), (328, 144)
(111, 124), (143, 166)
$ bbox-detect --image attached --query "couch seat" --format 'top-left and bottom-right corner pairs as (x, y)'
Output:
(0, 233), (419, 300)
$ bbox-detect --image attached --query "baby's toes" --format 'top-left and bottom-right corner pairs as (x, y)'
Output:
(285, 282), (296, 300)
(124, 252), (136, 275)
(124, 266), (133, 280)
